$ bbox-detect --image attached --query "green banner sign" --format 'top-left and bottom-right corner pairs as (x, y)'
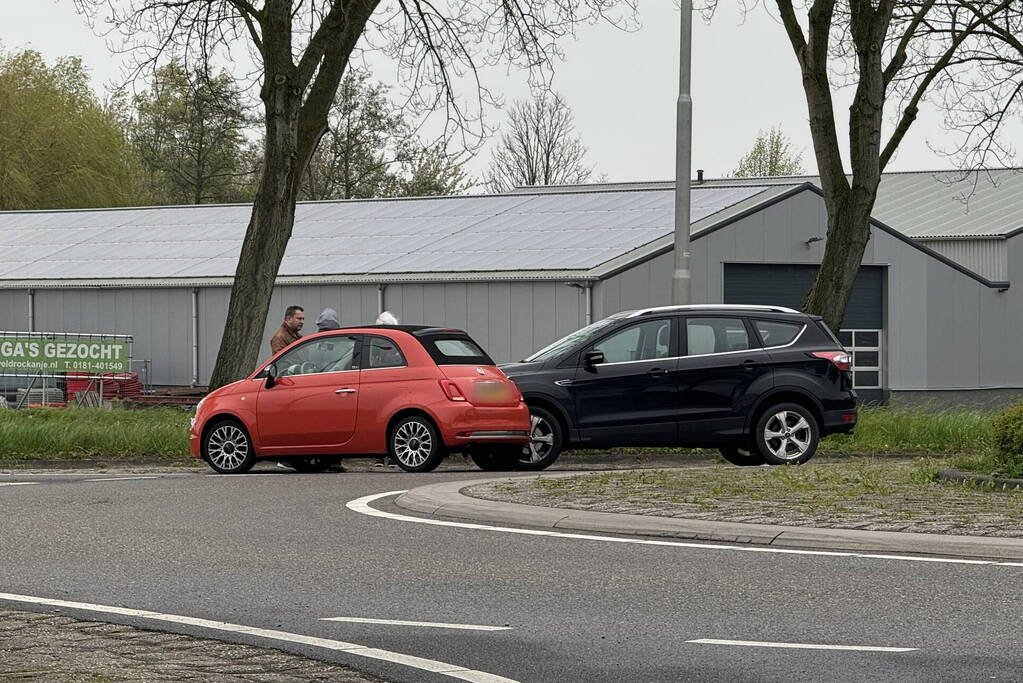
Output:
(0, 336), (133, 374)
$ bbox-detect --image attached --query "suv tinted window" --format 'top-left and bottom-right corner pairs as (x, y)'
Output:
(420, 335), (495, 366)
(686, 318), (751, 355)
(754, 319), (804, 348)
(366, 336), (406, 368)
(593, 319), (671, 363)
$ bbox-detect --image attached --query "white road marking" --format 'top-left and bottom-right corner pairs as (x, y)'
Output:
(688, 639), (917, 653)
(347, 491), (1023, 569)
(85, 476), (160, 483)
(321, 617), (511, 631)
(0, 482), (38, 487)
(0, 592), (517, 683)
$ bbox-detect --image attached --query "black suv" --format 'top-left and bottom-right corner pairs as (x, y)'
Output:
(501, 305), (857, 469)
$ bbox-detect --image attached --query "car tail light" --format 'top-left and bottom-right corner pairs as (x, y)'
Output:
(439, 379), (467, 401)
(811, 351), (851, 372)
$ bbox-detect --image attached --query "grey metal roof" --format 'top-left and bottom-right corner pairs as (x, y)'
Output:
(0, 186), (768, 283)
(691, 169), (1023, 238)
(522, 169), (1023, 238)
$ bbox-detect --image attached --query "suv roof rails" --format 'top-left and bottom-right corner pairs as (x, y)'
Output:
(626, 304), (801, 318)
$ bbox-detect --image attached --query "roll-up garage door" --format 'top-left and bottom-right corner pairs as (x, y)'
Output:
(723, 263), (883, 329)
(724, 263), (885, 395)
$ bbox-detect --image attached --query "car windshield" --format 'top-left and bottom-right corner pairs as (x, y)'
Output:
(523, 314), (629, 362)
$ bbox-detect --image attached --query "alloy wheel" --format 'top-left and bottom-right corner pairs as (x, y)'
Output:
(207, 424), (250, 472)
(522, 413), (555, 465)
(763, 411), (812, 461)
(393, 420), (434, 468)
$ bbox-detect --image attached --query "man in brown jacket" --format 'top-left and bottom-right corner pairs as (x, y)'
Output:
(270, 305), (305, 355)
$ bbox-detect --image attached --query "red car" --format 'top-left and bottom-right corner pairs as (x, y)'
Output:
(190, 326), (530, 473)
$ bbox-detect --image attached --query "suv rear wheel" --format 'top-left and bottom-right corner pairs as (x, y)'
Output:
(753, 403), (820, 465)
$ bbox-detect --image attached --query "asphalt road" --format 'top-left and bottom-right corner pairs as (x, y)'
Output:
(2, 464), (1021, 682)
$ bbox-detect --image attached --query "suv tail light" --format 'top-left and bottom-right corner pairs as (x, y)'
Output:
(439, 379), (467, 402)
(811, 351), (851, 372)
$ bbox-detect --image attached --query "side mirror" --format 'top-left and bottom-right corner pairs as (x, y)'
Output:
(584, 351), (605, 367)
(265, 363), (278, 388)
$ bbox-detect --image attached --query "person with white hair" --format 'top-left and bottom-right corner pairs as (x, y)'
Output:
(373, 311), (399, 468)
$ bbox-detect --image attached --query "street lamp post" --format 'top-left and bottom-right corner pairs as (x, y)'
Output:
(672, 0), (693, 306)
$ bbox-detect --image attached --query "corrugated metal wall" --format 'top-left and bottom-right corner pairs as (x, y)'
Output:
(27, 288), (193, 386)
(0, 290), (28, 331)
(914, 238), (1007, 281)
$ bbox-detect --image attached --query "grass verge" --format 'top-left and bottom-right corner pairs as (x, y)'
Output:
(0, 406), (192, 462)
(474, 458), (1023, 536)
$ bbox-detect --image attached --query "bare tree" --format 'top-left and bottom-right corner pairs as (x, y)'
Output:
(484, 92), (595, 192)
(72, 0), (638, 388)
(732, 125), (804, 177)
(704, 1), (1023, 330)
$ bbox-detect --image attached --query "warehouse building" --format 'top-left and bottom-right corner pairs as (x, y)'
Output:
(0, 168), (1021, 405)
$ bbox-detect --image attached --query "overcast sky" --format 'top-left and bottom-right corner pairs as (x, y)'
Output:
(4, 2), (984, 184)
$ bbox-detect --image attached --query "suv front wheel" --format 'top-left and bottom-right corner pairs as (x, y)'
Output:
(753, 403), (820, 465)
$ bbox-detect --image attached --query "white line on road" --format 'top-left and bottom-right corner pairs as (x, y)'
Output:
(0, 482), (38, 487)
(688, 639), (917, 653)
(321, 617), (511, 631)
(85, 476), (161, 482)
(346, 491), (1023, 569)
(0, 592), (517, 683)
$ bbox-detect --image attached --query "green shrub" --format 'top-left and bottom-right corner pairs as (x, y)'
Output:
(990, 401), (1023, 478)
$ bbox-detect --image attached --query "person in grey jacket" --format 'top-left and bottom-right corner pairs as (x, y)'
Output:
(315, 308), (341, 331)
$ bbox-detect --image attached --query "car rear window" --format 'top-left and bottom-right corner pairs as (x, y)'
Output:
(420, 335), (495, 366)
(754, 319), (805, 348)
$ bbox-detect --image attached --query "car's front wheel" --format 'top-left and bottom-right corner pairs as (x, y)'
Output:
(389, 415), (445, 473)
(753, 403), (820, 465)
(517, 407), (563, 471)
(203, 419), (256, 474)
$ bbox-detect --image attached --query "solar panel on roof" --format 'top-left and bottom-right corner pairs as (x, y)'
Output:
(0, 186), (769, 281)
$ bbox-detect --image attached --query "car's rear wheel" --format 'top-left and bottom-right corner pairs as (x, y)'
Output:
(389, 415), (445, 473)
(287, 457), (333, 473)
(718, 446), (767, 467)
(203, 419), (256, 474)
(517, 407), (563, 471)
(470, 445), (521, 471)
(753, 403), (820, 465)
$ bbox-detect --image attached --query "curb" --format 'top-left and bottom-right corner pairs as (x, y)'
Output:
(395, 473), (1023, 562)
(937, 467), (1023, 491)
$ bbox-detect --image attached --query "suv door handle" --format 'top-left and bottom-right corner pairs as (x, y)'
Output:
(647, 367), (667, 377)
(335, 388), (357, 394)
(740, 359), (761, 370)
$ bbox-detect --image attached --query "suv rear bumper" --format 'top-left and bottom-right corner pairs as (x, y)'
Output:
(822, 408), (858, 435)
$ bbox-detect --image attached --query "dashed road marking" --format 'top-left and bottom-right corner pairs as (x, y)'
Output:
(321, 617), (511, 631)
(346, 491), (1023, 568)
(688, 639), (917, 652)
(0, 592), (518, 683)
(0, 482), (38, 487)
(85, 476), (160, 483)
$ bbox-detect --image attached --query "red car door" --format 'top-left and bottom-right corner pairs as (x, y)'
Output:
(257, 334), (361, 452)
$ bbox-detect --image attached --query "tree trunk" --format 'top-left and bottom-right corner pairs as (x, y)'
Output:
(208, 87), (303, 389)
(803, 191), (873, 331)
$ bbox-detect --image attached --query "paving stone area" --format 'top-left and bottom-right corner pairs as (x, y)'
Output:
(468, 461), (1023, 537)
(0, 608), (384, 682)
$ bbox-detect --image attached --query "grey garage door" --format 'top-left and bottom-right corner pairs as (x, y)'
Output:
(724, 263), (885, 395)
(723, 263), (884, 329)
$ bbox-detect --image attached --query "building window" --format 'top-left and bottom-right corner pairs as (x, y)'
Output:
(838, 330), (882, 390)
